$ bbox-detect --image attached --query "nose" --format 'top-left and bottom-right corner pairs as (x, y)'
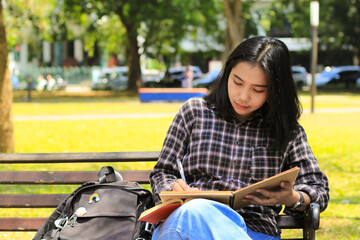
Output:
(238, 89), (250, 103)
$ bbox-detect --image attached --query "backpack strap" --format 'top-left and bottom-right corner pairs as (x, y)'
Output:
(98, 166), (123, 183)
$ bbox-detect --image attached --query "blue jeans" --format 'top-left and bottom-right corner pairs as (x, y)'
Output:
(152, 199), (281, 240)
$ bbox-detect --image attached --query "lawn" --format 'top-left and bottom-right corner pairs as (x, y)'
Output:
(1, 93), (360, 239)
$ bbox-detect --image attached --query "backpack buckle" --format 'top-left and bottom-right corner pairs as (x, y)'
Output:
(144, 222), (152, 233)
(54, 217), (69, 229)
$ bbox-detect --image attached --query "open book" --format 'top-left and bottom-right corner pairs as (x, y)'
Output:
(139, 167), (299, 224)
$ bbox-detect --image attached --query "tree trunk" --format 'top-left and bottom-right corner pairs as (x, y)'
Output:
(354, 47), (359, 66)
(223, 0), (244, 59)
(353, 1), (360, 66)
(126, 31), (142, 91)
(0, 2), (14, 152)
(116, 7), (142, 92)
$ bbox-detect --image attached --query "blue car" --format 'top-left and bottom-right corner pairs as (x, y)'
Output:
(316, 66), (360, 87)
(192, 70), (221, 88)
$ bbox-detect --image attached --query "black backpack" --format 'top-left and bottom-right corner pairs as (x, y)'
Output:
(33, 166), (154, 240)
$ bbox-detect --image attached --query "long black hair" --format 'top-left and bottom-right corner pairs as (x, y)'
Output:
(204, 36), (302, 152)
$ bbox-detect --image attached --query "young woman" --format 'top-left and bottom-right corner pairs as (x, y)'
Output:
(150, 36), (329, 240)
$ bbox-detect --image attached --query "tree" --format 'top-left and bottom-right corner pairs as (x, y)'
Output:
(0, 1), (14, 152)
(222, 0), (259, 59)
(269, 0), (360, 66)
(63, 0), (223, 91)
(325, 0), (360, 66)
(5, 0), (56, 63)
(223, 0), (243, 57)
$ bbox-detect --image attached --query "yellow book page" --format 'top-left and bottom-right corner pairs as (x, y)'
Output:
(160, 190), (233, 205)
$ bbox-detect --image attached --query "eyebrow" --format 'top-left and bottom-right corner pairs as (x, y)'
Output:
(233, 74), (268, 88)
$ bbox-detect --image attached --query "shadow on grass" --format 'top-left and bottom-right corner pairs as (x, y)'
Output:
(13, 90), (139, 103)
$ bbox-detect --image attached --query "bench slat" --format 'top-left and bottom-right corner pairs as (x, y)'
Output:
(0, 151), (160, 163)
(0, 194), (66, 208)
(0, 218), (46, 231)
(0, 170), (151, 184)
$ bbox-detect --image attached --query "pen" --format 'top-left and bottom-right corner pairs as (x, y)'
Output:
(176, 158), (187, 185)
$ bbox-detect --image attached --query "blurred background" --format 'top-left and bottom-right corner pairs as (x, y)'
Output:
(3, 0), (360, 92)
(0, 1), (360, 239)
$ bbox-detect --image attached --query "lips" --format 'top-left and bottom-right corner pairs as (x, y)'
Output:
(235, 102), (249, 110)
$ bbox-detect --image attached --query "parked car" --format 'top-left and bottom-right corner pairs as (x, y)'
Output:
(192, 69), (221, 88)
(193, 66), (310, 90)
(145, 65), (203, 88)
(316, 66), (360, 88)
(291, 66), (310, 89)
(92, 67), (128, 90)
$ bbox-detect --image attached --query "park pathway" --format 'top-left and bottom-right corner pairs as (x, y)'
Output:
(13, 107), (360, 121)
(14, 113), (176, 121)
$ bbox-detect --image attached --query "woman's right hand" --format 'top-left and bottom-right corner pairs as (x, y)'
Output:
(172, 179), (199, 191)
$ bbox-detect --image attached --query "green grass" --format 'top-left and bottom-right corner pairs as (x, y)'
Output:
(13, 118), (172, 154)
(2, 93), (360, 239)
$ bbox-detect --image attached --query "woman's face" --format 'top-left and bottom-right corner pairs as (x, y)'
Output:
(227, 61), (268, 122)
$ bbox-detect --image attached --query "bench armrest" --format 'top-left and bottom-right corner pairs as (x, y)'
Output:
(304, 202), (320, 240)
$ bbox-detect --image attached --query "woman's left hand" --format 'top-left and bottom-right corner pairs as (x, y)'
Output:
(241, 181), (299, 207)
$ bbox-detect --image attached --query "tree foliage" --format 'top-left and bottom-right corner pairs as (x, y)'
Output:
(269, 0), (360, 65)
(4, 0), (56, 60)
(62, 0), (223, 91)
(4, 0), (264, 91)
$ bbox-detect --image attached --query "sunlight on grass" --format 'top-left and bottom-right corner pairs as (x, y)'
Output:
(13, 100), (183, 116)
(14, 118), (172, 153)
(300, 94), (360, 109)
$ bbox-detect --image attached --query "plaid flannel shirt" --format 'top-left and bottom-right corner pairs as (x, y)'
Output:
(150, 97), (329, 236)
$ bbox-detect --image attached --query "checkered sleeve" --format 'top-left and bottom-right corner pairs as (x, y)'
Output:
(150, 100), (195, 203)
(283, 126), (330, 214)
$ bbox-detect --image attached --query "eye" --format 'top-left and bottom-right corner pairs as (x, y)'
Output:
(233, 79), (243, 86)
(253, 88), (265, 93)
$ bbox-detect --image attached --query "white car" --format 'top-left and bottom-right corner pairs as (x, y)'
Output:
(91, 67), (128, 90)
(292, 66), (310, 89)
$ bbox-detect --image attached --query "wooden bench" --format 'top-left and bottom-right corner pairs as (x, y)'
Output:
(0, 151), (320, 240)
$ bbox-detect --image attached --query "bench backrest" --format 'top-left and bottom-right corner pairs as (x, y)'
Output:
(0, 152), (318, 240)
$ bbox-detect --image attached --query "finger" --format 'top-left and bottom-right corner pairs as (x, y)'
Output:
(255, 189), (272, 199)
(280, 181), (292, 190)
(243, 194), (262, 204)
(172, 179), (191, 191)
(176, 179), (191, 191)
(172, 182), (184, 191)
(244, 194), (273, 206)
